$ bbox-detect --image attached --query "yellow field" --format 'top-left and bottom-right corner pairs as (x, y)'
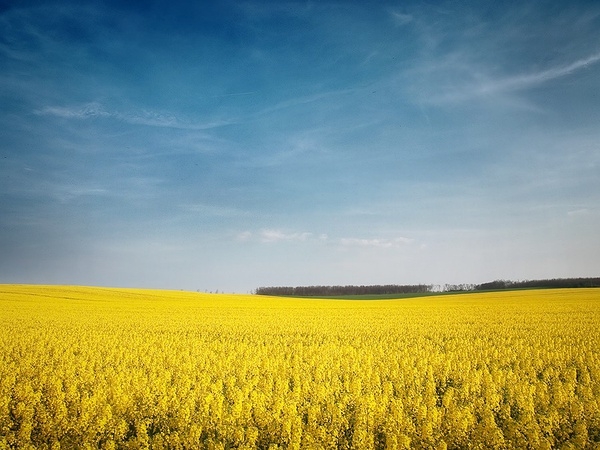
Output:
(1, 286), (599, 449)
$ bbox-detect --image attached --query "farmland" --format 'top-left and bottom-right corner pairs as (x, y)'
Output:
(1, 285), (599, 449)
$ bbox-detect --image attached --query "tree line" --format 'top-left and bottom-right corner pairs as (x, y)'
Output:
(475, 277), (600, 291)
(254, 284), (431, 297)
(255, 277), (600, 297)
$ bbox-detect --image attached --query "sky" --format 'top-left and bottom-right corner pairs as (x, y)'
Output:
(1, 0), (599, 293)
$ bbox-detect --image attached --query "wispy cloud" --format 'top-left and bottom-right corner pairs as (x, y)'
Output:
(51, 186), (110, 203)
(430, 51), (600, 104)
(390, 11), (413, 26)
(247, 131), (333, 168)
(35, 175), (164, 205)
(238, 229), (413, 249)
(36, 102), (233, 130)
(259, 229), (313, 243)
(340, 237), (413, 249)
(477, 52), (600, 93)
(257, 88), (358, 116)
(39, 103), (110, 119)
(237, 229), (327, 244)
(179, 203), (249, 217)
(211, 91), (257, 98)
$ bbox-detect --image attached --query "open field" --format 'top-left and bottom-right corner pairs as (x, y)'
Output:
(1, 285), (599, 449)
(284, 291), (493, 300)
(275, 292), (448, 300)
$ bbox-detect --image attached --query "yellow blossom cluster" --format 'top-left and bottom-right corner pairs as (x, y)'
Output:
(1, 285), (599, 449)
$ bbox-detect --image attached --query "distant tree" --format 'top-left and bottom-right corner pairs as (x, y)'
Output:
(255, 284), (433, 297)
(476, 280), (509, 291)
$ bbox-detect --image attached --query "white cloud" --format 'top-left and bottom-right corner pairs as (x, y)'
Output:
(38, 102), (110, 119)
(429, 51), (600, 104)
(260, 229), (313, 243)
(36, 102), (232, 130)
(473, 51), (600, 95)
(179, 203), (248, 217)
(239, 229), (414, 249)
(257, 88), (358, 116)
(236, 229), (321, 244)
(390, 11), (413, 26)
(52, 186), (110, 203)
(339, 237), (413, 248)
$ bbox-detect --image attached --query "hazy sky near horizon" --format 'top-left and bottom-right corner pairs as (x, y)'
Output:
(1, 0), (599, 292)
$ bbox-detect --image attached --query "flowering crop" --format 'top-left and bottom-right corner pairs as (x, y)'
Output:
(1, 285), (599, 449)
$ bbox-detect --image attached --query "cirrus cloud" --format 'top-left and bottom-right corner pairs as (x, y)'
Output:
(36, 102), (233, 130)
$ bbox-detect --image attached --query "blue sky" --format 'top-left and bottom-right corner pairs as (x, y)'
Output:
(1, 0), (599, 292)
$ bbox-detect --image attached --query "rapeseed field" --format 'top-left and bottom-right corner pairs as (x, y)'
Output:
(1, 285), (599, 449)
